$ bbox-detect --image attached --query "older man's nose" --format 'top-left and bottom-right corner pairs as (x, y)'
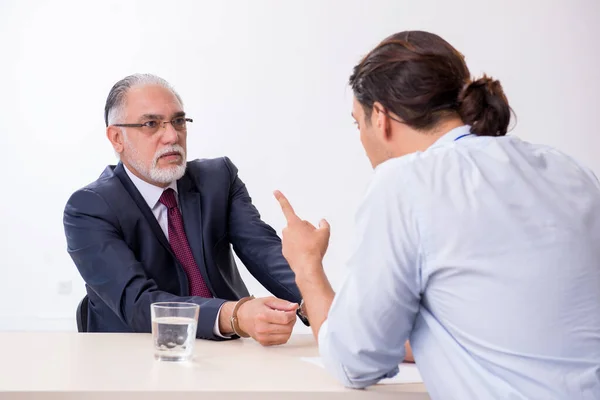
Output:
(161, 122), (179, 144)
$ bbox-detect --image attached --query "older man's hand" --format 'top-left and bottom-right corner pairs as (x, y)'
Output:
(237, 297), (298, 346)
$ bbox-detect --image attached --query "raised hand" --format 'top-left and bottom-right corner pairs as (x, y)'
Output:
(273, 190), (330, 273)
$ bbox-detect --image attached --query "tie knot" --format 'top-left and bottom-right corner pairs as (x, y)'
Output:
(159, 188), (178, 209)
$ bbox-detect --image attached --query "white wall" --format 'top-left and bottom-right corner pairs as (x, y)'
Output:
(0, 0), (598, 331)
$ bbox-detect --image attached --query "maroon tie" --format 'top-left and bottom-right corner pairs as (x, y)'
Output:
(159, 188), (212, 298)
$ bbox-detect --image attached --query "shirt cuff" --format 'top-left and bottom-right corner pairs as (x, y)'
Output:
(318, 319), (395, 389)
(318, 319), (356, 388)
(213, 302), (233, 339)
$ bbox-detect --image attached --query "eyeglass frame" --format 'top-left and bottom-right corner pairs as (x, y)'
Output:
(112, 117), (193, 133)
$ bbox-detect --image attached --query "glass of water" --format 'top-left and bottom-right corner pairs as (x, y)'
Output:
(151, 302), (199, 361)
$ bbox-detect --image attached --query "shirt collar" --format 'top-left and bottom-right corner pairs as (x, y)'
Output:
(429, 125), (473, 149)
(123, 164), (178, 210)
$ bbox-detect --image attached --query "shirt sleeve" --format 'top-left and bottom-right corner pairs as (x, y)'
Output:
(318, 163), (422, 389)
(213, 303), (233, 339)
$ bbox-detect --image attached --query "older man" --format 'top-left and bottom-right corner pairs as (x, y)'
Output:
(64, 73), (307, 344)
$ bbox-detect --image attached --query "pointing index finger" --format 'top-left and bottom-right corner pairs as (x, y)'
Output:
(274, 190), (300, 223)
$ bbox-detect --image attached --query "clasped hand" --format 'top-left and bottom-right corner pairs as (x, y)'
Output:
(237, 297), (298, 346)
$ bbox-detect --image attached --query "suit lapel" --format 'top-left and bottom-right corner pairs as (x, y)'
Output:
(113, 163), (173, 255)
(177, 173), (215, 295)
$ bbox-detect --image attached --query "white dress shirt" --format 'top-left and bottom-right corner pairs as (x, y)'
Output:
(124, 166), (229, 338)
(318, 126), (600, 399)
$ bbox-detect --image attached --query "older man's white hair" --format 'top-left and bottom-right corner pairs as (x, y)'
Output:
(104, 73), (183, 127)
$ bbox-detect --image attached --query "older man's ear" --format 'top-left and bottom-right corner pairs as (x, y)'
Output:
(106, 126), (124, 154)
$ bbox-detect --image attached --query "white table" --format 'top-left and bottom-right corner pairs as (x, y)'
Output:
(0, 332), (429, 399)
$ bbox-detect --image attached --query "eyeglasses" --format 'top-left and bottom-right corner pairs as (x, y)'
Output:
(113, 117), (193, 135)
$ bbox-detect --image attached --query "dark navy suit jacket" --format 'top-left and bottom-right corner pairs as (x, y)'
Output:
(63, 157), (301, 340)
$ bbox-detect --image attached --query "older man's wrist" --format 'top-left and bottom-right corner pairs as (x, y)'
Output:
(217, 301), (236, 335)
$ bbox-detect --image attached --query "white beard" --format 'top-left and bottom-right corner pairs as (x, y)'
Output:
(123, 134), (187, 184)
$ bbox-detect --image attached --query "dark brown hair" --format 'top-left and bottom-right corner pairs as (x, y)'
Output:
(349, 31), (511, 136)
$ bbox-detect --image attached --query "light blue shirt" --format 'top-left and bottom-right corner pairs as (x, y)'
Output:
(318, 126), (600, 399)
